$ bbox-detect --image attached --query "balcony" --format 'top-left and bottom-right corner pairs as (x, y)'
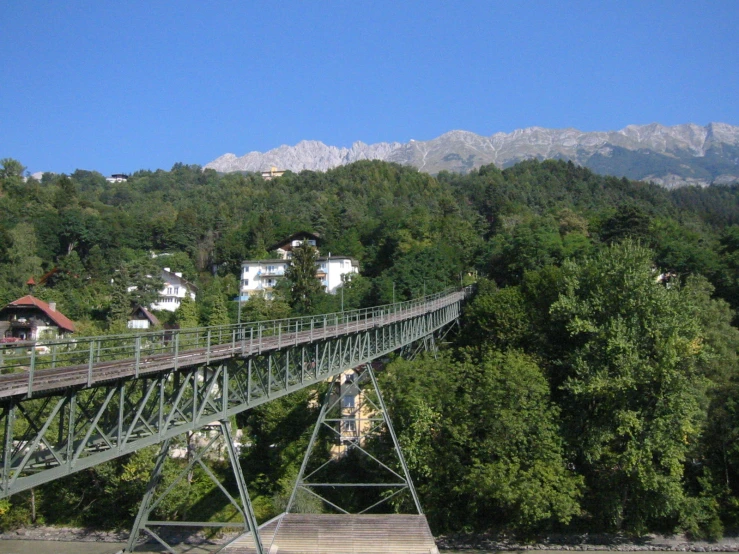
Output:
(258, 268), (285, 277)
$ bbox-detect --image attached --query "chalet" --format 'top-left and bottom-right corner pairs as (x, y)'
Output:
(0, 296), (75, 341)
(125, 267), (198, 313)
(150, 268), (198, 312)
(128, 305), (161, 330)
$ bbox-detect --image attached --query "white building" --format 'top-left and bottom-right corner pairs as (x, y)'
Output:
(106, 173), (129, 183)
(239, 232), (358, 301)
(151, 268), (198, 312)
(273, 231), (318, 259)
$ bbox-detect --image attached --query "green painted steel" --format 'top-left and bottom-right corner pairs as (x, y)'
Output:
(284, 363), (423, 518)
(0, 288), (469, 498)
(125, 420), (264, 554)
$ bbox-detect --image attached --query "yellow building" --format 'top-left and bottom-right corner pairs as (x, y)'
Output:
(260, 166), (286, 180)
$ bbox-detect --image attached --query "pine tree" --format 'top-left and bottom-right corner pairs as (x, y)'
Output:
(285, 243), (323, 314)
(107, 277), (129, 327)
(207, 294), (230, 326)
(174, 295), (200, 328)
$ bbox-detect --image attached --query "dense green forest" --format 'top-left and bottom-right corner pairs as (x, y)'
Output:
(2, 156), (739, 539)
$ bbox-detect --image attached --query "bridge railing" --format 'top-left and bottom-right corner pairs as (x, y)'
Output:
(0, 288), (467, 382)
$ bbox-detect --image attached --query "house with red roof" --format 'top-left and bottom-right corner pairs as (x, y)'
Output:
(0, 296), (76, 341)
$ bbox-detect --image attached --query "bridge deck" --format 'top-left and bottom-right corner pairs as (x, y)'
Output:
(225, 513), (439, 554)
(0, 292), (464, 400)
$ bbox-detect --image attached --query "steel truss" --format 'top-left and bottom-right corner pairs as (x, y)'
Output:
(124, 420), (264, 554)
(284, 363), (422, 518)
(1, 298), (464, 498)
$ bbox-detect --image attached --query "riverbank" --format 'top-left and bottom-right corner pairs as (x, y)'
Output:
(0, 525), (128, 543)
(3, 526), (739, 552)
(437, 532), (739, 552)
(0, 525), (238, 547)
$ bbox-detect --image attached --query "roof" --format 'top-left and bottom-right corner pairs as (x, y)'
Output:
(131, 306), (160, 326)
(317, 256), (358, 263)
(161, 268), (198, 292)
(242, 258), (289, 265)
(241, 256), (359, 265)
(3, 295), (76, 332)
(268, 231), (321, 252)
(38, 266), (79, 285)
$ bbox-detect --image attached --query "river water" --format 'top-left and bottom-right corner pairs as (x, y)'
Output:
(0, 542), (125, 553)
(0, 541), (224, 553)
(0, 544), (650, 554)
(0, 545), (622, 554)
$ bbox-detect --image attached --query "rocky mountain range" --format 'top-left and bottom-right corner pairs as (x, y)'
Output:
(205, 122), (739, 188)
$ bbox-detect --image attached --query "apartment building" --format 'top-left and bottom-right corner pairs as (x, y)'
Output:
(239, 232), (358, 301)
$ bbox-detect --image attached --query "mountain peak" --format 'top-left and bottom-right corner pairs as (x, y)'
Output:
(205, 123), (739, 188)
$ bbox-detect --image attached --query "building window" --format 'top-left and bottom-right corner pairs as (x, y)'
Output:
(342, 395), (355, 408)
(167, 287), (173, 294)
(342, 420), (357, 437)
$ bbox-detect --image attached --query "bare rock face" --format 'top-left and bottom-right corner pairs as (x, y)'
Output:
(205, 122), (739, 188)
(208, 140), (403, 174)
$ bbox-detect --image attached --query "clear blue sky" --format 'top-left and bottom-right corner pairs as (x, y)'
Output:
(2, 0), (738, 176)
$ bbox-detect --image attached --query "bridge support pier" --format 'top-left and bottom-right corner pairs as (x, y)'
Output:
(124, 419), (263, 554)
(401, 328), (442, 360)
(232, 362), (435, 554)
(285, 362), (422, 516)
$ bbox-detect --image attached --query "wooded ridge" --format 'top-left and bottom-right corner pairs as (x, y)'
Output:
(2, 157), (739, 539)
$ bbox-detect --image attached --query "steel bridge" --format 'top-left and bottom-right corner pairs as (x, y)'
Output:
(0, 287), (469, 553)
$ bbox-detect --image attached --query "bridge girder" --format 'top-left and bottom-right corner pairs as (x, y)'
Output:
(0, 295), (465, 498)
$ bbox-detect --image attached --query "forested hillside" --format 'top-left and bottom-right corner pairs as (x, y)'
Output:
(2, 157), (739, 538)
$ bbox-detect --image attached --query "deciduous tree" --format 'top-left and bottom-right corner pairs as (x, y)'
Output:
(551, 241), (707, 532)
